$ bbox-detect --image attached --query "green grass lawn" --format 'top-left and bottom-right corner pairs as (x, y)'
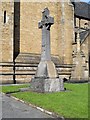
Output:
(2, 83), (88, 118)
(2, 84), (30, 93)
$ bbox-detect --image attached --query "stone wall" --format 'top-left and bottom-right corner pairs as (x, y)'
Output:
(20, 2), (59, 55)
(76, 17), (90, 29)
(1, 2), (14, 62)
(19, 2), (74, 64)
(0, 2), (14, 83)
(58, 2), (74, 64)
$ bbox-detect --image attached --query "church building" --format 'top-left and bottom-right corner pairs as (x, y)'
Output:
(0, 0), (90, 84)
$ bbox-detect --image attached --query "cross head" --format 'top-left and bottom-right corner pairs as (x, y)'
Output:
(38, 8), (54, 30)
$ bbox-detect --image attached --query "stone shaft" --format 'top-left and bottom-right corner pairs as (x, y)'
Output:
(35, 8), (58, 78)
(38, 7), (54, 61)
(41, 26), (51, 61)
(77, 31), (81, 53)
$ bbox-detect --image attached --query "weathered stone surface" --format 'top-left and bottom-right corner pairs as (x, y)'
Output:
(31, 8), (64, 92)
(35, 61), (58, 78)
(71, 31), (89, 81)
(1, 2), (14, 62)
(31, 78), (64, 93)
(44, 78), (64, 92)
(35, 8), (58, 79)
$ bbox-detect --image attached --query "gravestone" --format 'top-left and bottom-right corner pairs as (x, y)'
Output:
(31, 8), (64, 92)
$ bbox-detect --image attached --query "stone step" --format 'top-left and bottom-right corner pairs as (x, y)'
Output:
(15, 65), (72, 71)
(15, 53), (60, 65)
(15, 71), (35, 75)
(58, 72), (71, 75)
(15, 71), (71, 75)
(15, 69), (71, 75)
(1, 53), (72, 83)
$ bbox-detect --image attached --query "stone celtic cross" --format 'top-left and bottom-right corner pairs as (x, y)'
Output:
(31, 8), (64, 92)
(38, 8), (54, 61)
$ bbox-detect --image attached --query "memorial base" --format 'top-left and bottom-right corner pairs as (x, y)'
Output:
(30, 78), (64, 93)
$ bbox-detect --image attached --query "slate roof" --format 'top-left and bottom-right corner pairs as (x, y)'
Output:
(73, 2), (90, 20)
(80, 30), (90, 43)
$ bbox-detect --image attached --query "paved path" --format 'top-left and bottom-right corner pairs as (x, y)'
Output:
(2, 94), (52, 118)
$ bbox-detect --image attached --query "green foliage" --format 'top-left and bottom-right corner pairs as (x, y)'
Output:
(2, 83), (88, 118)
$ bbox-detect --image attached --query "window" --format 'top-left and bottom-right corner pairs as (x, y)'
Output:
(4, 11), (6, 23)
(75, 32), (77, 43)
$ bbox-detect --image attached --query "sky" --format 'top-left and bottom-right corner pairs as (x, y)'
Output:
(80, 0), (90, 2)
